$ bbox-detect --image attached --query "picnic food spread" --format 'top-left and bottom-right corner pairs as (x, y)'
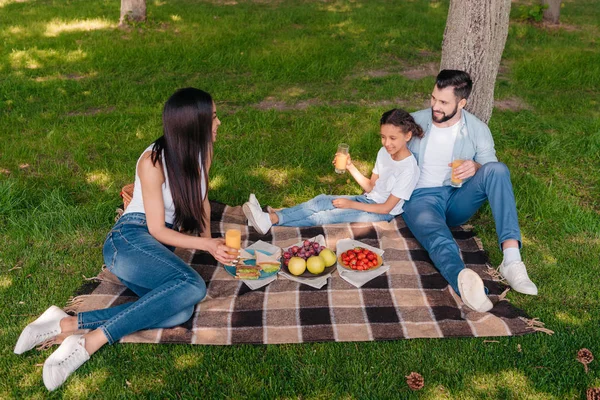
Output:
(228, 236), (385, 286)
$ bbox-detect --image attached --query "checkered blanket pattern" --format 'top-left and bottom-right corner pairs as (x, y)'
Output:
(68, 202), (536, 345)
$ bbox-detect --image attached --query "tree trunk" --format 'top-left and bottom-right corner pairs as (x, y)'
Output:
(542, 0), (561, 25)
(120, 0), (146, 26)
(440, 0), (511, 123)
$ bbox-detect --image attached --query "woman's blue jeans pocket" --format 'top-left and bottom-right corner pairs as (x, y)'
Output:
(103, 232), (118, 271)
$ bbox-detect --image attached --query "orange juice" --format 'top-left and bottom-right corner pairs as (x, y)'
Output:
(335, 143), (349, 174)
(335, 153), (348, 172)
(225, 229), (241, 255)
(451, 160), (464, 187)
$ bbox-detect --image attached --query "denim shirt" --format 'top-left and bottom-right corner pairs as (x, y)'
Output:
(408, 108), (498, 186)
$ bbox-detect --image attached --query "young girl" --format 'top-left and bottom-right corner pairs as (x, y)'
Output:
(243, 108), (423, 234)
(14, 88), (238, 391)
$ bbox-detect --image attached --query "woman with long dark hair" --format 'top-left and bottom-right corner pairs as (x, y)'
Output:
(14, 88), (237, 391)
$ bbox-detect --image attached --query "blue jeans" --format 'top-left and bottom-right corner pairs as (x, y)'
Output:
(402, 162), (521, 295)
(275, 194), (394, 227)
(77, 213), (206, 344)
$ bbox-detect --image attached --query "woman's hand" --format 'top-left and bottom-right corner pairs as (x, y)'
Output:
(332, 198), (354, 209)
(205, 238), (239, 265)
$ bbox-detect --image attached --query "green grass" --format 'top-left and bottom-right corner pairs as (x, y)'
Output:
(1, 0), (599, 398)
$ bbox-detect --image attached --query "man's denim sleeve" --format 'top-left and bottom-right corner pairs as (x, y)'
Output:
(465, 112), (498, 165)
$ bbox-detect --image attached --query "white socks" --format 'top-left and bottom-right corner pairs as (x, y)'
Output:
(502, 247), (522, 264)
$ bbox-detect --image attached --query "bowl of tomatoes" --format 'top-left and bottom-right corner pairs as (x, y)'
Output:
(336, 239), (384, 272)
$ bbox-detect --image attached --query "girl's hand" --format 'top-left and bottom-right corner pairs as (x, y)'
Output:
(206, 238), (239, 265)
(332, 198), (353, 209)
(332, 153), (353, 168)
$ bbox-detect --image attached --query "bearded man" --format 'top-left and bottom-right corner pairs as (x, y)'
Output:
(404, 69), (537, 312)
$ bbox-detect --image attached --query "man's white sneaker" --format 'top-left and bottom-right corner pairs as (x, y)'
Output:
(457, 269), (493, 313)
(14, 306), (68, 355)
(242, 200), (272, 235)
(499, 260), (538, 295)
(43, 334), (90, 391)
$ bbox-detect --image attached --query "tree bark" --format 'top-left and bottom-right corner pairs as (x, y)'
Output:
(542, 0), (561, 25)
(440, 0), (511, 123)
(120, 0), (146, 26)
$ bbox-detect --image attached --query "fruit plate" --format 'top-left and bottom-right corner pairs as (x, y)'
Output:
(336, 239), (384, 272)
(223, 249), (280, 280)
(281, 235), (336, 279)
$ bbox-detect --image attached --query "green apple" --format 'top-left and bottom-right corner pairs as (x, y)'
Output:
(318, 248), (337, 267)
(288, 257), (306, 276)
(307, 255), (325, 274)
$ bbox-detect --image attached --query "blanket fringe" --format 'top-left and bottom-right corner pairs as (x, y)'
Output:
(82, 274), (99, 282)
(497, 288), (511, 301)
(487, 265), (507, 283)
(64, 296), (86, 313)
(80, 265), (116, 283)
(519, 317), (554, 335)
(36, 337), (58, 351)
(115, 207), (124, 222)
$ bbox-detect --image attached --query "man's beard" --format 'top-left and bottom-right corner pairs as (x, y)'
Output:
(432, 104), (459, 123)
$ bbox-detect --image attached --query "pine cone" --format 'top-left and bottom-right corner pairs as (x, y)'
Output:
(406, 372), (424, 391)
(587, 387), (600, 400)
(578, 348), (594, 373)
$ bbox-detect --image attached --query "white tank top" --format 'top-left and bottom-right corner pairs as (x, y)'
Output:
(123, 144), (206, 225)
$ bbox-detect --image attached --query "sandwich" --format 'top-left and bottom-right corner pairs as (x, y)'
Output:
(235, 265), (261, 280)
(256, 251), (281, 273)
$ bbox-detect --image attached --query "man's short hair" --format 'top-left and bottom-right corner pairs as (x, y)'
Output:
(436, 70), (473, 100)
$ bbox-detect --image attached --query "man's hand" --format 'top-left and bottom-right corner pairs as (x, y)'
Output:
(449, 160), (480, 180)
(332, 198), (354, 209)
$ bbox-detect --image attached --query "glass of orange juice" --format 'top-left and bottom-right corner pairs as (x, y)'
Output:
(335, 143), (349, 174)
(225, 229), (241, 265)
(450, 158), (465, 188)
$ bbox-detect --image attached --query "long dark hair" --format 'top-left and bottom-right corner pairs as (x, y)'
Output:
(151, 88), (213, 233)
(380, 108), (424, 138)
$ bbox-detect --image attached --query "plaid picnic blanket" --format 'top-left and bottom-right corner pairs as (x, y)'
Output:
(66, 202), (546, 345)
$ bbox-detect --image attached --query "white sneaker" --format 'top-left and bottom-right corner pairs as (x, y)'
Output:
(457, 269), (493, 312)
(242, 200), (272, 235)
(248, 194), (260, 226)
(499, 260), (538, 295)
(43, 334), (90, 391)
(248, 193), (260, 207)
(14, 306), (68, 355)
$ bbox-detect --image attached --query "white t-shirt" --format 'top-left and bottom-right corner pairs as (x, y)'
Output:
(415, 122), (460, 189)
(366, 148), (420, 216)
